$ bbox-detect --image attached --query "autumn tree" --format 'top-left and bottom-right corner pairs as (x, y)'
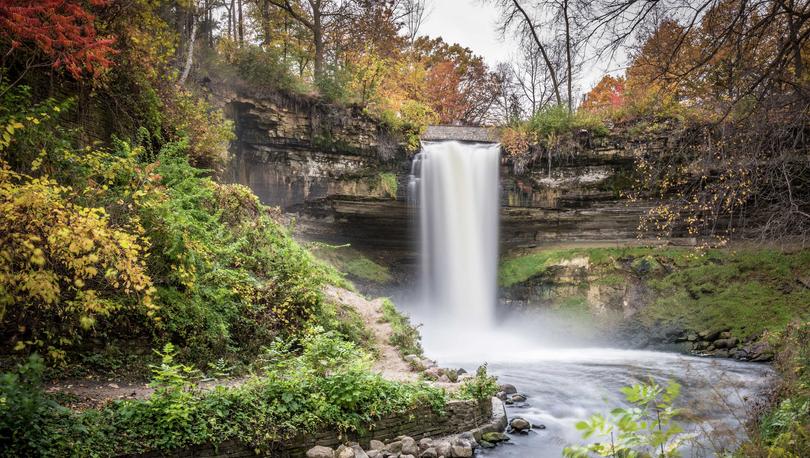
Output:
(0, 0), (115, 86)
(581, 74), (624, 114)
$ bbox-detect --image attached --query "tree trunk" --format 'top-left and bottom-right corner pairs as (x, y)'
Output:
(510, 0), (562, 106)
(237, 0), (244, 44)
(179, 13), (198, 85)
(313, 9), (324, 80)
(563, 0), (573, 113)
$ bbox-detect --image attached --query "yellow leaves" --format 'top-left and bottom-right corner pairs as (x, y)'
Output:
(0, 158), (156, 350)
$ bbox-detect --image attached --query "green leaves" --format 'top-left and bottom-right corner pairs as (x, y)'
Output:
(563, 380), (691, 458)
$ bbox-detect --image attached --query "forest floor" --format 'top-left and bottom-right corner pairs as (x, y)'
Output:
(45, 287), (421, 409)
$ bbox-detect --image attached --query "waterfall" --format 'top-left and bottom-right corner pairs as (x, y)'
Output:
(409, 141), (501, 329)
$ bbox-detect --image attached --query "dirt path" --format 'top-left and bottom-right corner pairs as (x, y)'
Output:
(322, 285), (418, 382)
(47, 287), (419, 408)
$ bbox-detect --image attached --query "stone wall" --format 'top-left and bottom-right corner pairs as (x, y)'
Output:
(124, 399), (493, 458)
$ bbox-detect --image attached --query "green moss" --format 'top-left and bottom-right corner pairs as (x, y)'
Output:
(500, 246), (810, 341)
(377, 172), (398, 199)
(309, 243), (392, 284)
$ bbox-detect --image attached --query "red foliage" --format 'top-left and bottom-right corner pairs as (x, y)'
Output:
(582, 74), (625, 113)
(0, 0), (115, 79)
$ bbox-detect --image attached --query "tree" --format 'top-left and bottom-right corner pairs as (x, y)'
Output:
(581, 74), (624, 113)
(490, 0), (563, 106)
(0, 0), (115, 86)
(267, 0), (353, 80)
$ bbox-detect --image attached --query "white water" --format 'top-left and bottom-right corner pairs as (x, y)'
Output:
(406, 140), (773, 457)
(410, 141), (501, 329)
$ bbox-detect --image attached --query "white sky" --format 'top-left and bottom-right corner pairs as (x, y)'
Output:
(419, 0), (618, 95)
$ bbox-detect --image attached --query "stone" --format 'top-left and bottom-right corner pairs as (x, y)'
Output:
(424, 367), (442, 380)
(419, 447), (437, 458)
(457, 368), (468, 375)
(479, 441), (496, 449)
(418, 438), (433, 451)
(500, 383), (518, 394)
(457, 433), (478, 449)
(369, 440), (386, 451)
(367, 452), (380, 458)
(434, 441), (452, 457)
(451, 445), (473, 457)
(504, 398), (514, 405)
(533, 423), (546, 430)
(482, 432), (510, 443)
(437, 374), (451, 383)
(496, 391), (507, 401)
(401, 455), (416, 458)
(401, 437), (419, 455)
(714, 337), (739, 349)
(336, 445), (356, 458)
(714, 349), (730, 358)
(307, 446), (335, 458)
(386, 441), (403, 454)
(686, 333), (698, 341)
(511, 393), (527, 402)
(510, 417), (531, 432)
(352, 446), (370, 458)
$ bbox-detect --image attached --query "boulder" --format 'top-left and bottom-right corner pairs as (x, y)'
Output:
(437, 374), (451, 383)
(366, 452), (380, 458)
(714, 337), (739, 349)
(479, 440), (496, 448)
(401, 437), (419, 455)
(511, 393), (527, 402)
(510, 417), (531, 432)
(451, 445), (473, 457)
(418, 438), (433, 451)
(496, 391), (507, 401)
(336, 445), (356, 458)
(307, 446), (335, 458)
(369, 440), (386, 451)
(434, 441), (452, 457)
(419, 447), (437, 458)
(481, 432), (510, 443)
(500, 383), (518, 394)
(385, 441), (403, 454)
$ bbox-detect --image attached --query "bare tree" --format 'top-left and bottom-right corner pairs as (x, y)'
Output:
(490, 0), (563, 106)
(395, 0), (431, 44)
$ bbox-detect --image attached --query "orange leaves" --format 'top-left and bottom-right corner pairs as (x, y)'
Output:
(0, 0), (116, 80)
(582, 75), (625, 115)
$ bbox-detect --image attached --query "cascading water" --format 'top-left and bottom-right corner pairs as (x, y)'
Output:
(409, 141), (501, 328)
(406, 138), (772, 457)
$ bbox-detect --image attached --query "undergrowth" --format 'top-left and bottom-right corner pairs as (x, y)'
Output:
(379, 299), (423, 358)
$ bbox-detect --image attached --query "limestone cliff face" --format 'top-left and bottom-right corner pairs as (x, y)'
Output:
(217, 87), (664, 276)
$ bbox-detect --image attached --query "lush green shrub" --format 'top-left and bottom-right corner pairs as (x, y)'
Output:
(454, 364), (499, 401)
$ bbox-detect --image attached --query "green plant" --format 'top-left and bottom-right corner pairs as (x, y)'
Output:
(563, 380), (693, 458)
(377, 172), (398, 199)
(379, 298), (423, 357)
(454, 364), (499, 401)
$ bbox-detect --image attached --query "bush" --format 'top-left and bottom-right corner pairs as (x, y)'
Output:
(563, 380), (692, 458)
(454, 364), (499, 401)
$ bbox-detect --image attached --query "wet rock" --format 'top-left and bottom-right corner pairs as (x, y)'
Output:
(714, 349), (730, 358)
(307, 446), (335, 458)
(686, 333), (698, 341)
(418, 438), (433, 451)
(748, 341), (774, 362)
(401, 437), (418, 455)
(511, 393), (527, 402)
(457, 368), (468, 375)
(400, 455), (416, 458)
(366, 451), (380, 458)
(496, 391), (508, 401)
(419, 448), (437, 458)
(500, 383), (518, 394)
(504, 398), (514, 405)
(510, 417), (531, 432)
(451, 443), (473, 457)
(369, 440), (386, 451)
(479, 440), (496, 448)
(533, 423), (546, 430)
(458, 432), (478, 449)
(714, 337), (739, 349)
(482, 432), (510, 443)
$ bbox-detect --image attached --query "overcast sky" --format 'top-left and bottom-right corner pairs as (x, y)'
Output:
(419, 0), (617, 94)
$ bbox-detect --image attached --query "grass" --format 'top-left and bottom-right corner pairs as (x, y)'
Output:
(309, 243), (392, 284)
(379, 299), (423, 358)
(499, 246), (810, 340)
